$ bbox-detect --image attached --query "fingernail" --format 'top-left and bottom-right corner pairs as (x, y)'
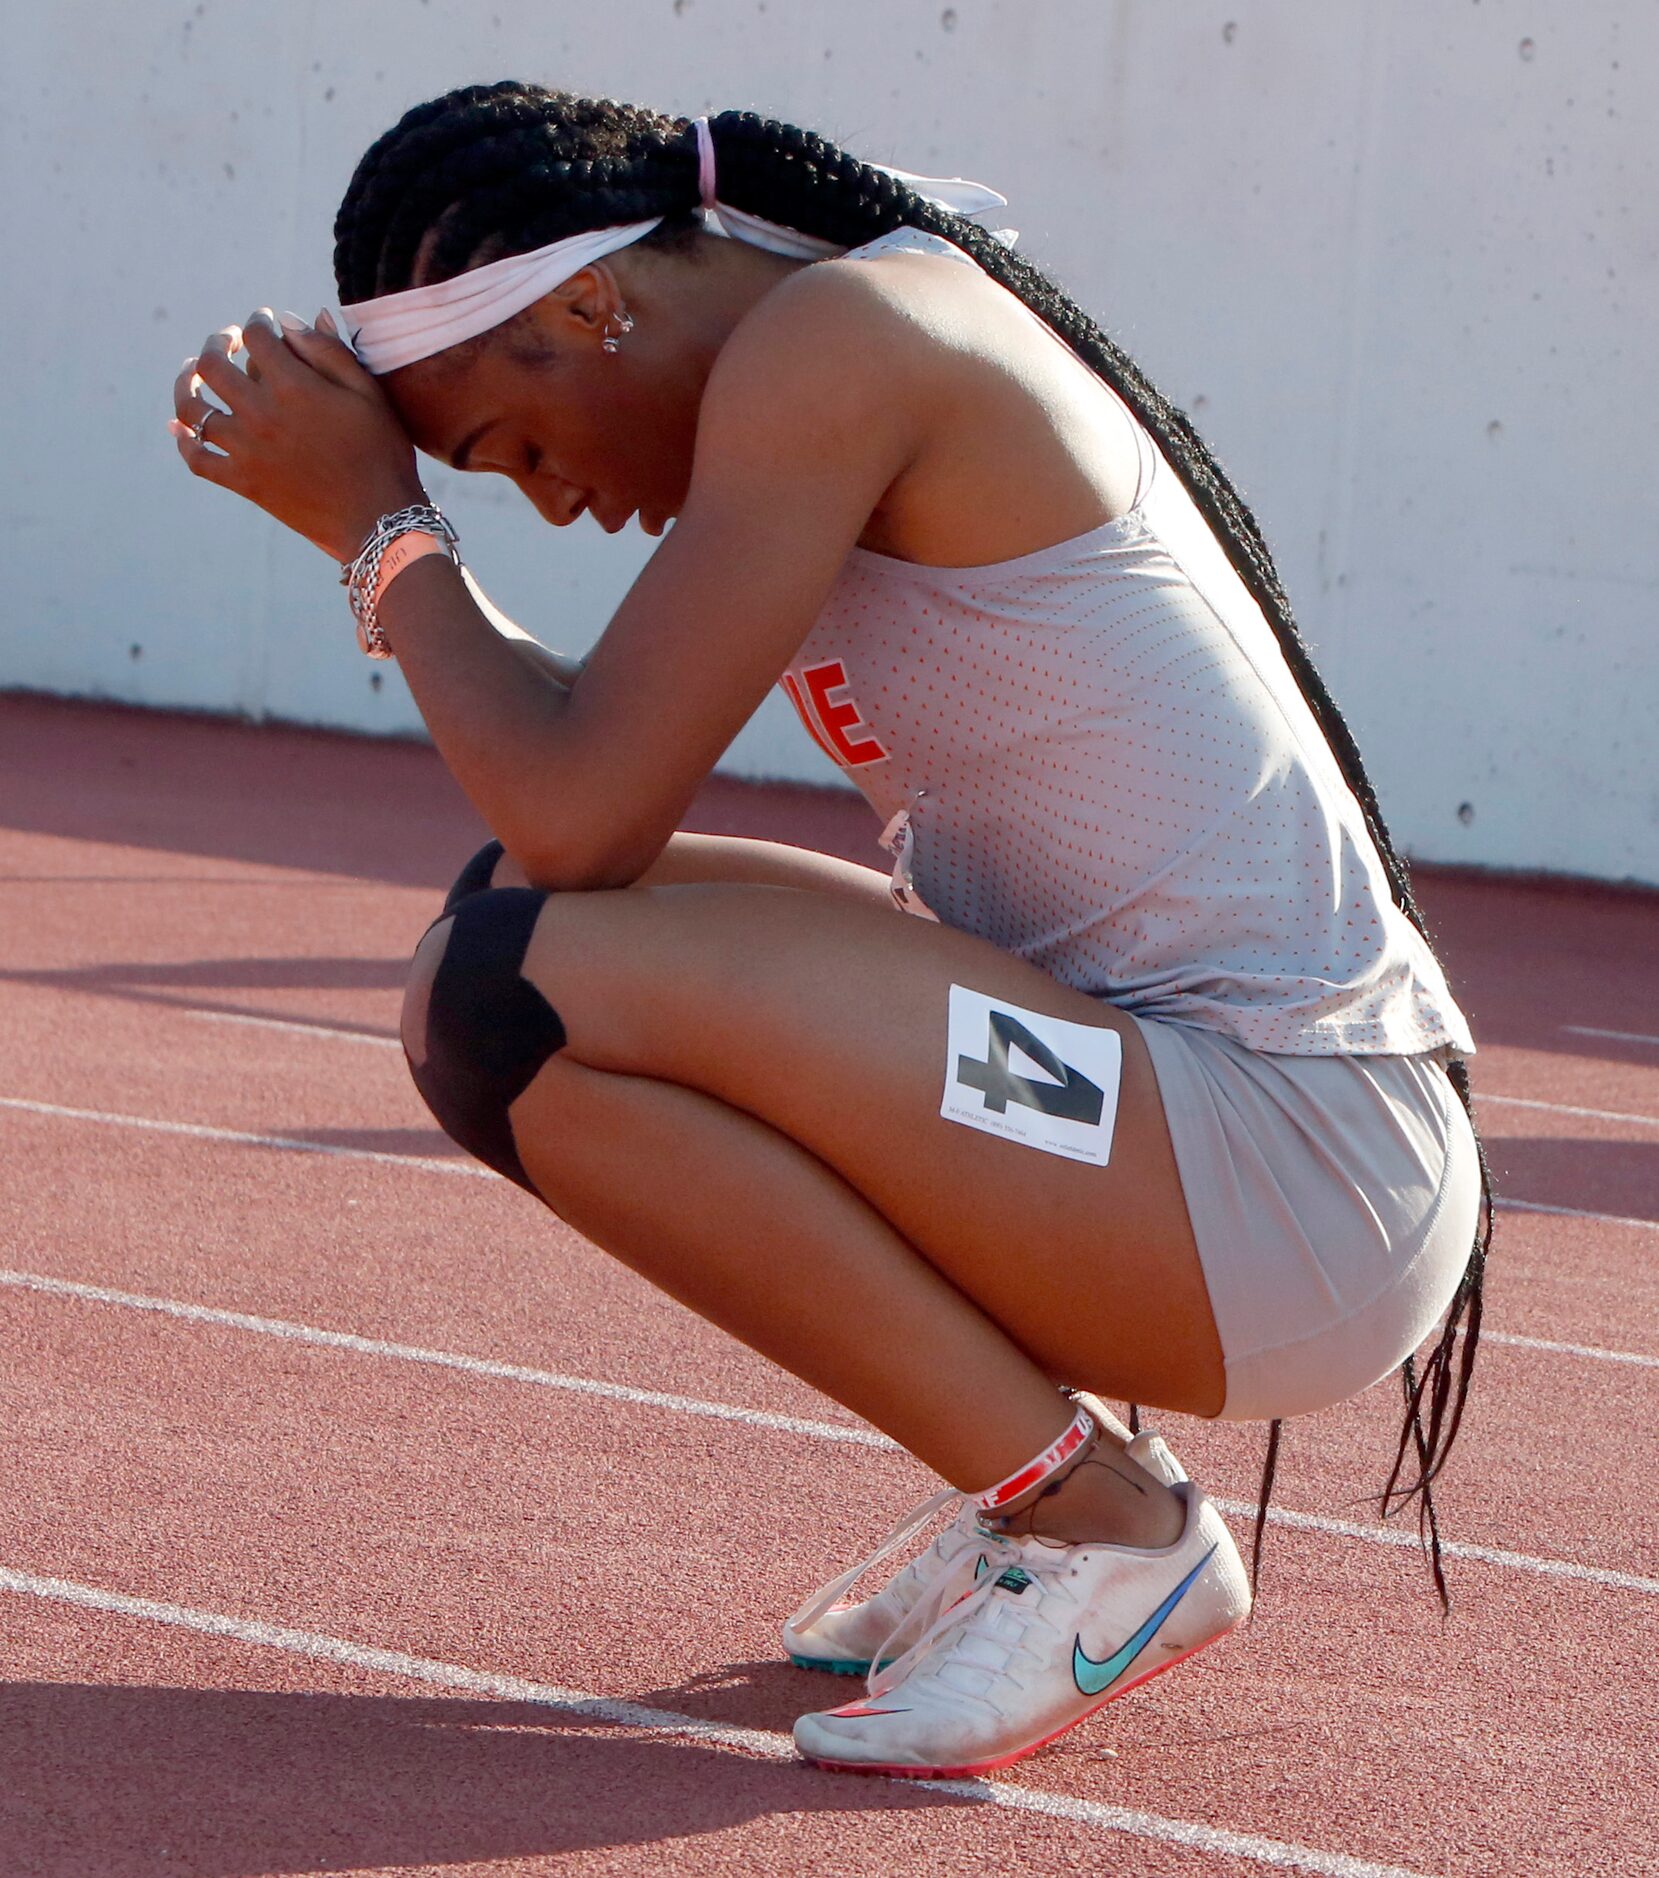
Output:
(279, 311), (308, 334)
(167, 417), (189, 437)
(182, 356), (198, 371)
(316, 307), (339, 336)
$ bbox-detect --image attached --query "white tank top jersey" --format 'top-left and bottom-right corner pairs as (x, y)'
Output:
(779, 227), (1474, 1058)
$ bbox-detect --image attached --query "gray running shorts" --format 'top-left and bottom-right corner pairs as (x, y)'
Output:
(1135, 1017), (1481, 1422)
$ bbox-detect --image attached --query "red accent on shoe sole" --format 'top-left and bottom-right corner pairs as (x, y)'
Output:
(800, 1618), (1241, 1780)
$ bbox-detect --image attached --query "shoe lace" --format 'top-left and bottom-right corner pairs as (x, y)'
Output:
(867, 1542), (1076, 1716)
(786, 1487), (965, 1639)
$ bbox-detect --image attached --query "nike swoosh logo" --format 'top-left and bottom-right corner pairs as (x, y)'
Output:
(1072, 1544), (1218, 1697)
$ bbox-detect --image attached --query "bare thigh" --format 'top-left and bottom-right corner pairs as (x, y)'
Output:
(508, 878), (1226, 1415)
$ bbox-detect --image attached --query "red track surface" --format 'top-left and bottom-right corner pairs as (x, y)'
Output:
(1, 692), (1655, 1878)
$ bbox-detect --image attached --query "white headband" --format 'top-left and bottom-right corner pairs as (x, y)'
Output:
(339, 116), (1016, 374)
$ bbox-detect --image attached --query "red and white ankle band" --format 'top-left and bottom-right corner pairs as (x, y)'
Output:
(970, 1405), (1096, 1515)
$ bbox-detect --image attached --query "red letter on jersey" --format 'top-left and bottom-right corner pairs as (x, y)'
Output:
(797, 659), (889, 767)
(780, 672), (841, 764)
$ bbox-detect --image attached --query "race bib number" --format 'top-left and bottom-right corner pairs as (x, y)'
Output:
(941, 985), (1123, 1167)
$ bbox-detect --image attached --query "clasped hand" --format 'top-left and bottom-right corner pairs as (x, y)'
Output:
(170, 309), (427, 563)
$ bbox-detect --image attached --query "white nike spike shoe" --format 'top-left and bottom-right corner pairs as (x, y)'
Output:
(793, 1479), (1250, 1778)
(783, 1409), (1190, 1679)
(782, 1490), (1016, 1677)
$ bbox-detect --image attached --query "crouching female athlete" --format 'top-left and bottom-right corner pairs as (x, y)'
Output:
(170, 85), (1492, 1778)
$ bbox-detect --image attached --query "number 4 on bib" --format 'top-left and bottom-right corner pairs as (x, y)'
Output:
(941, 985), (1123, 1166)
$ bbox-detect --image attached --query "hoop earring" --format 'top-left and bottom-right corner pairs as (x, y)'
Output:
(602, 309), (636, 355)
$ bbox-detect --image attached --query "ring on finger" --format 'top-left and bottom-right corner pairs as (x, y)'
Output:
(190, 408), (215, 445)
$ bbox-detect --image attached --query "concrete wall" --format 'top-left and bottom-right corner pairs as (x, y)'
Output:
(3, 1), (1653, 881)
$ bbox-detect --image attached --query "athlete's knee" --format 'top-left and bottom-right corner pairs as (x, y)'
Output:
(443, 839), (504, 912)
(401, 886), (567, 1192)
(444, 838), (535, 911)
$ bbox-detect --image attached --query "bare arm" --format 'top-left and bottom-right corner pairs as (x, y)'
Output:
(374, 267), (919, 889)
(169, 284), (915, 890)
(460, 565), (588, 691)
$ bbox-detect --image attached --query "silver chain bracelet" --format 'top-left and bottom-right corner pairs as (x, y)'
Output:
(340, 504), (462, 659)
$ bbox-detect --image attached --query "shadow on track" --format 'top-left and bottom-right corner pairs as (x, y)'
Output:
(0, 956), (411, 993)
(0, 1679), (972, 1876)
(0, 692), (873, 890)
(1487, 1135), (1659, 1226)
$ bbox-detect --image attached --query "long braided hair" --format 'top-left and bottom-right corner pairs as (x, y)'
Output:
(335, 82), (1495, 1610)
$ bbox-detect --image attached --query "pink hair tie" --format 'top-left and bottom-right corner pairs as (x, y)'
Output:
(692, 115), (719, 211)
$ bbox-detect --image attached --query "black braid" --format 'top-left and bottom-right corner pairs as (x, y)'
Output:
(1249, 1418), (1283, 1613)
(335, 88), (1495, 1607)
(334, 85), (704, 300)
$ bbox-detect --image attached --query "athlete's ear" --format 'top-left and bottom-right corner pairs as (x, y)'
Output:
(549, 264), (624, 346)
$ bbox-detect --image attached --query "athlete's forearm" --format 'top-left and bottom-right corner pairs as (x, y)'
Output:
(377, 555), (620, 888)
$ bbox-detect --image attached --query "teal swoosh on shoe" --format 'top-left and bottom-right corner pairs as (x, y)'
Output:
(1071, 1543), (1218, 1697)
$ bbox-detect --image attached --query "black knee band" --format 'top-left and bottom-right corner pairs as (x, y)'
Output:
(444, 839), (506, 913)
(406, 887), (566, 1192)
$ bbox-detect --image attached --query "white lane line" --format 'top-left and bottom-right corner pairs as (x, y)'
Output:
(1504, 1198), (1659, 1234)
(186, 1011), (401, 1048)
(1205, 1501), (1659, 1599)
(1483, 1329), (1659, 1370)
(1481, 1093), (1659, 1128)
(1563, 1025), (1659, 1049)
(0, 1269), (890, 1451)
(0, 1096), (489, 1179)
(5, 1266), (1656, 1601)
(21, 1263), (1652, 1390)
(7, 1092), (1657, 1234)
(0, 1564), (1436, 1878)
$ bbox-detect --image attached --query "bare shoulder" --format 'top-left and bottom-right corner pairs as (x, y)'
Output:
(668, 254), (948, 585)
(693, 241), (1132, 567)
(703, 249), (957, 429)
